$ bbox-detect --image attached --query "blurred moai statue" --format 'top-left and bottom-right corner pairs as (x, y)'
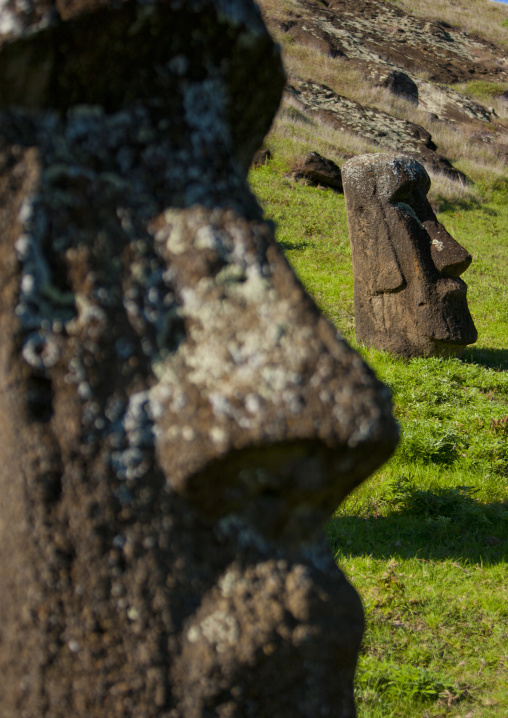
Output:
(0, 1), (398, 717)
(342, 154), (477, 358)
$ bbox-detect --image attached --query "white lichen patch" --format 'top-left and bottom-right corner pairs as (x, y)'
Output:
(183, 78), (230, 145)
(186, 626), (201, 644)
(218, 567), (241, 598)
(200, 610), (240, 653)
(0, 0), (22, 35)
(145, 201), (394, 477)
(209, 426), (228, 445)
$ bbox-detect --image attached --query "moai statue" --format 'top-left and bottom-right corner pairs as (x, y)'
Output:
(0, 2), (398, 717)
(342, 154), (477, 358)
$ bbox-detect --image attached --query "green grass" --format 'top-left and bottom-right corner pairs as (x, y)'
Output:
(250, 166), (355, 336)
(249, 161), (508, 717)
(451, 80), (508, 103)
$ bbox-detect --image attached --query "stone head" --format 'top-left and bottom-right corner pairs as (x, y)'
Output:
(342, 154), (477, 358)
(0, 2), (399, 717)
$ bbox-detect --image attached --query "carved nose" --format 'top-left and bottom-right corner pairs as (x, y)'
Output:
(424, 220), (472, 277)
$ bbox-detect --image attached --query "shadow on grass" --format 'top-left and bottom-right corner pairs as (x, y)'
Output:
(328, 485), (508, 565)
(431, 194), (486, 216)
(463, 346), (508, 371)
(436, 196), (497, 215)
(277, 239), (313, 252)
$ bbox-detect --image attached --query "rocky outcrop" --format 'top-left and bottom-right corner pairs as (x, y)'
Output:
(272, 0), (508, 85)
(367, 65), (494, 123)
(287, 79), (468, 181)
(370, 69), (419, 104)
(0, 1), (398, 716)
(259, 0), (508, 176)
(342, 154), (478, 358)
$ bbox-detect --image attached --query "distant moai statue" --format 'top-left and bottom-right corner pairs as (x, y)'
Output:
(0, 2), (398, 717)
(342, 154), (477, 358)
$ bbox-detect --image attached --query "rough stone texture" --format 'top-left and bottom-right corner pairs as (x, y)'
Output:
(270, 0), (508, 84)
(260, 0), (508, 171)
(287, 78), (468, 182)
(363, 63), (495, 124)
(0, 1), (398, 717)
(342, 153), (478, 358)
(292, 150), (343, 191)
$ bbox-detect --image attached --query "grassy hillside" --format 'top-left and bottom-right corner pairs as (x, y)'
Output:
(256, 0), (508, 205)
(250, 1), (508, 715)
(249, 164), (508, 718)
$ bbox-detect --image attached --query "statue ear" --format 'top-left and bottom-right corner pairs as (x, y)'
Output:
(348, 209), (406, 294)
(369, 222), (406, 294)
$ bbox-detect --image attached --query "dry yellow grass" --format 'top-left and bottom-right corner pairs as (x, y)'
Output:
(280, 44), (508, 181)
(263, 94), (380, 169)
(263, 98), (488, 207)
(426, 167), (482, 204)
(392, 0), (508, 49)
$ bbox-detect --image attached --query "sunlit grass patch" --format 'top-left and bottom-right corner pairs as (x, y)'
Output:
(250, 149), (508, 716)
(248, 2), (508, 709)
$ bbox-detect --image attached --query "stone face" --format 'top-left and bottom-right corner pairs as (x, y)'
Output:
(0, 1), (398, 717)
(293, 150), (343, 192)
(342, 153), (478, 358)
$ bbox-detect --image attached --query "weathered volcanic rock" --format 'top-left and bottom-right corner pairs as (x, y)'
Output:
(270, 0), (508, 85)
(292, 150), (343, 191)
(287, 78), (469, 181)
(0, 1), (398, 717)
(363, 63), (495, 123)
(342, 153), (478, 358)
(278, 16), (347, 58)
(261, 0), (508, 173)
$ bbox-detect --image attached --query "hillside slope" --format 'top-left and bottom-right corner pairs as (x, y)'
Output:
(256, 0), (508, 200)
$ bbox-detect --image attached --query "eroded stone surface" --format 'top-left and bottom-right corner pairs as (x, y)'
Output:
(269, 0), (508, 84)
(291, 150), (343, 191)
(342, 153), (478, 358)
(287, 78), (467, 181)
(0, 1), (398, 716)
(260, 0), (508, 170)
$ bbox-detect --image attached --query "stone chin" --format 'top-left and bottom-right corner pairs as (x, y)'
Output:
(357, 321), (477, 359)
